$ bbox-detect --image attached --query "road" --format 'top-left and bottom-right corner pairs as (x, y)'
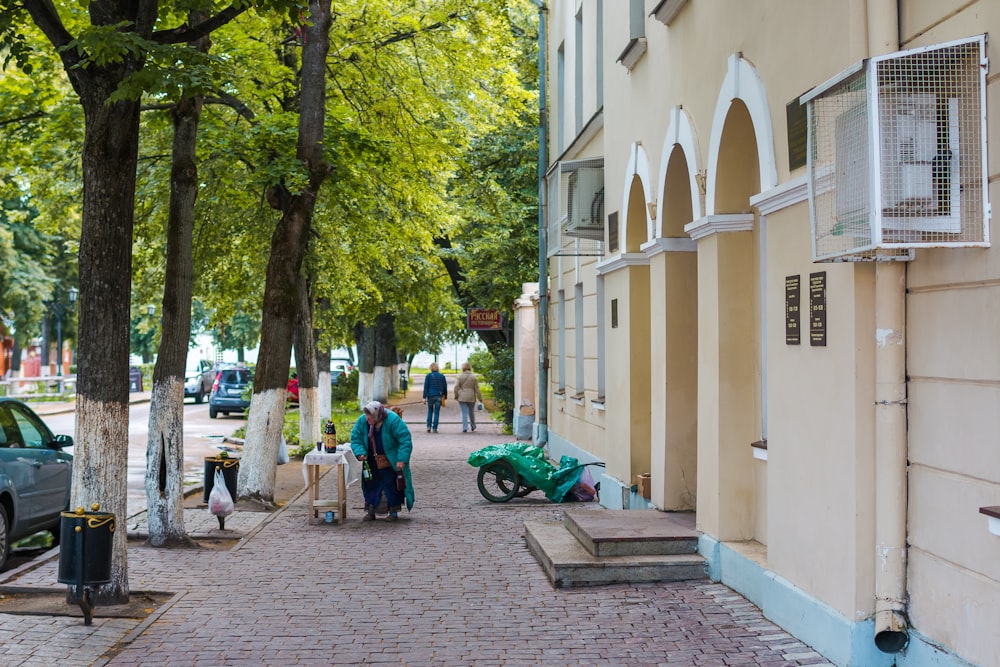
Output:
(45, 399), (246, 517)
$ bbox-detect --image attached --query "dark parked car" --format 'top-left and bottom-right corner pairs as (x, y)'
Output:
(184, 358), (215, 404)
(209, 367), (251, 419)
(0, 398), (74, 569)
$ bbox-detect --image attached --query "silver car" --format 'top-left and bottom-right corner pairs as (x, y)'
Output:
(0, 398), (74, 570)
(184, 358), (216, 404)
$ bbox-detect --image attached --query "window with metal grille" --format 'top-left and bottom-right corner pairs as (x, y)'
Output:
(802, 35), (989, 261)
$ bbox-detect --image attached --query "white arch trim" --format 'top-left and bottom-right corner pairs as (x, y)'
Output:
(619, 142), (655, 249)
(705, 53), (778, 216)
(656, 106), (704, 238)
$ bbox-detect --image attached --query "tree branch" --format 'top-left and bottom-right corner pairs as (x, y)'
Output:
(151, 4), (247, 44)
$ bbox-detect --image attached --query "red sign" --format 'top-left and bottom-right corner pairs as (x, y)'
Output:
(467, 308), (502, 331)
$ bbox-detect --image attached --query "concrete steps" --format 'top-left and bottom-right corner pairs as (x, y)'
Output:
(525, 509), (707, 588)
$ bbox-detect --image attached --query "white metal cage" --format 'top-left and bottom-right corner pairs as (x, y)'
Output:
(803, 35), (989, 261)
(546, 158), (605, 257)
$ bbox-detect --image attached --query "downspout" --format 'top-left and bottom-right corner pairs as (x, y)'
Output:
(869, 0), (908, 653)
(533, 0), (549, 447)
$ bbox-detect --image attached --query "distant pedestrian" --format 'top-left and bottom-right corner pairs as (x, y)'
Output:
(454, 362), (483, 433)
(422, 362), (448, 433)
(350, 401), (413, 522)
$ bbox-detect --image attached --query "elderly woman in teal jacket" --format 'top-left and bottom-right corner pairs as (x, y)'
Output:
(350, 401), (414, 521)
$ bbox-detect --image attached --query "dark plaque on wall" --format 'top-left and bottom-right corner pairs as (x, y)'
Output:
(608, 211), (619, 253)
(809, 271), (827, 347)
(786, 97), (808, 171)
(785, 275), (800, 345)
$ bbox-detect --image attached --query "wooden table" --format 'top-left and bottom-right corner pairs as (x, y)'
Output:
(303, 449), (356, 524)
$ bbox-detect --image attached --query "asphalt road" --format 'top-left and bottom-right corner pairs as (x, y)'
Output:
(42, 397), (245, 518)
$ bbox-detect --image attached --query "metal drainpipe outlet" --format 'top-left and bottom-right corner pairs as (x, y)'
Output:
(874, 608), (909, 653)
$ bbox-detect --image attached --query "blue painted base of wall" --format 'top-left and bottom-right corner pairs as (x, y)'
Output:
(700, 536), (976, 667)
(545, 430), (653, 510)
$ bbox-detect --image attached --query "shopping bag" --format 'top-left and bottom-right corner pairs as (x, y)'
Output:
(208, 469), (235, 517)
(277, 435), (290, 465)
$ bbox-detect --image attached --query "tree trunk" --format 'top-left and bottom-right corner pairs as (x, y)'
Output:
(354, 322), (376, 406)
(238, 0), (332, 505)
(144, 13), (209, 548)
(372, 313), (396, 402)
(294, 274), (321, 447)
(317, 343), (331, 424)
(71, 88), (142, 606)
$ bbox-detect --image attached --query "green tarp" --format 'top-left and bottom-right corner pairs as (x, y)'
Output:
(467, 442), (585, 503)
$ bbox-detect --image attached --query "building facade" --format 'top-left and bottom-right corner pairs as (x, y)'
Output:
(537, 1), (998, 665)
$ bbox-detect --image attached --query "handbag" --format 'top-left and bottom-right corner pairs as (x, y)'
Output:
(440, 397), (446, 407)
(374, 453), (392, 469)
(395, 470), (406, 492)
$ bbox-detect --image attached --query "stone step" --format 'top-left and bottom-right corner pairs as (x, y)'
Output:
(524, 520), (707, 588)
(564, 508), (699, 557)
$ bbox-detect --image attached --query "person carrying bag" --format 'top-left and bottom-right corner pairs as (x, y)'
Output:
(454, 362), (484, 433)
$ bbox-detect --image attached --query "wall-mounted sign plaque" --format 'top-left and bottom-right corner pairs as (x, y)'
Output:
(785, 275), (800, 345)
(809, 271), (827, 347)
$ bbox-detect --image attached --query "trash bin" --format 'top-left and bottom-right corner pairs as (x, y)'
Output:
(399, 368), (408, 392)
(204, 456), (239, 503)
(128, 366), (142, 392)
(57, 504), (115, 625)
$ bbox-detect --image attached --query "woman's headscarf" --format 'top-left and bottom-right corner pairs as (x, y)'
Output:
(364, 401), (387, 442)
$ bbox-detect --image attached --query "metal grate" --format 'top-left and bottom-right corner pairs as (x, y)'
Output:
(804, 35), (988, 261)
(547, 158), (605, 257)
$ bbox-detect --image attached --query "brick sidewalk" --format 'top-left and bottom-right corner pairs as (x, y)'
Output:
(0, 384), (831, 666)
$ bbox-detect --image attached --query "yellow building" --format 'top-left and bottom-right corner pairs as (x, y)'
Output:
(535, 1), (999, 665)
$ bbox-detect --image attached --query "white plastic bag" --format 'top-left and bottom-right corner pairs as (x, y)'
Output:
(277, 435), (289, 465)
(208, 468), (235, 517)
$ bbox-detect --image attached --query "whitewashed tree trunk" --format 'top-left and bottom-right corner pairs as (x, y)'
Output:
(72, 396), (130, 602)
(237, 390), (284, 506)
(358, 372), (375, 407)
(299, 386), (321, 447)
(144, 379), (193, 546)
(318, 370), (331, 421)
(372, 365), (393, 402)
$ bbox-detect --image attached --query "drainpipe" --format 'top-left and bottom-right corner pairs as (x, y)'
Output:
(533, 0), (549, 447)
(870, 0), (908, 653)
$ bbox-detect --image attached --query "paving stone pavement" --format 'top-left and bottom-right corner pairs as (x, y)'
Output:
(0, 396), (833, 666)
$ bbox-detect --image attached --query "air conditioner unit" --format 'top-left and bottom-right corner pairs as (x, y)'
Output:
(564, 166), (604, 241)
(804, 34), (987, 261)
(878, 94), (959, 233)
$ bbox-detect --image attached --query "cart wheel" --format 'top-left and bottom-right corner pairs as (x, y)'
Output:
(477, 460), (521, 503)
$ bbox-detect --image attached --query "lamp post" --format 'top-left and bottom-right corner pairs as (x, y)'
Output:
(47, 287), (78, 377)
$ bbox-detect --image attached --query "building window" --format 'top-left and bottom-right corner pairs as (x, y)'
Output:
(596, 276), (606, 400)
(575, 8), (583, 133)
(558, 289), (566, 391)
(575, 282), (585, 395)
(557, 43), (565, 152)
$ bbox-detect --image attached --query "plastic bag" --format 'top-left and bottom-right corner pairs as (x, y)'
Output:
(567, 465), (597, 502)
(477, 402), (484, 411)
(208, 468), (234, 517)
(277, 435), (289, 465)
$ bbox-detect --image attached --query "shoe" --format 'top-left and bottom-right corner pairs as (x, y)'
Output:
(432, 429), (437, 433)
(463, 429), (468, 433)
(426, 428), (431, 432)
(471, 425), (476, 431)
(362, 511), (375, 522)
(386, 513), (398, 522)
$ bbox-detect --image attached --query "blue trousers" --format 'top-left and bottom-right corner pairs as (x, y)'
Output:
(425, 396), (442, 431)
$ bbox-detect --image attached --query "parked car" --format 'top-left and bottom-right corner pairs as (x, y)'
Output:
(184, 359), (215, 404)
(0, 398), (74, 570)
(330, 359), (352, 386)
(209, 367), (251, 419)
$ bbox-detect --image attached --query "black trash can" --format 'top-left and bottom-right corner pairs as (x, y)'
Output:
(204, 456), (239, 503)
(128, 366), (142, 392)
(57, 508), (115, 588)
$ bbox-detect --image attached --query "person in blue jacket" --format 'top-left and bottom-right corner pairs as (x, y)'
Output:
(421, 362), (448, 433)
(350, 401), (414, 521)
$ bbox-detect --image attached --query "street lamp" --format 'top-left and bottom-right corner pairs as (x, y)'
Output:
(47, 286), (78, 377)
